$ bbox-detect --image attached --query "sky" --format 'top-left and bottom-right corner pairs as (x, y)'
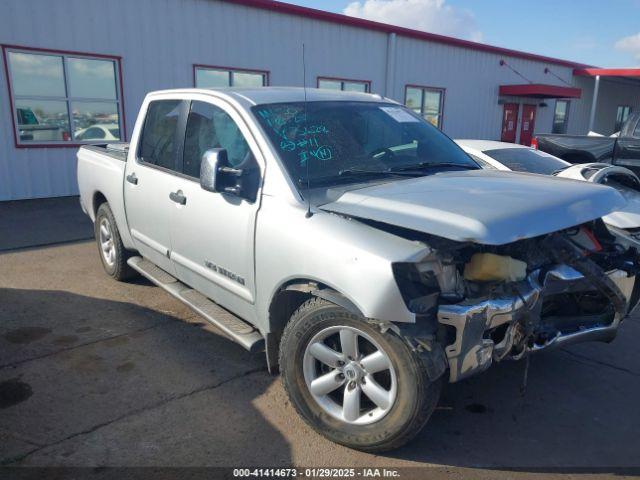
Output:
(284, 0), (640, 67)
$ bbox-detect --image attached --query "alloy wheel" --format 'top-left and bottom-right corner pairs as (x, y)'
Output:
(302, 325), (397, 425)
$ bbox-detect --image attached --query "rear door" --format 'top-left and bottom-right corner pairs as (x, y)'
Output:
(613, 114), (640, 175)
(124, 99), (188, 274)
(169, 97), (263, 320)
(501, 103), (519, 143)
(519, 104), (537, 146)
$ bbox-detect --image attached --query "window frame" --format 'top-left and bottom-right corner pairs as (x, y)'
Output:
(316, 76), (371, 93)
(1, 44), (126, 148)
(133, 94), (266, 194)
(404, 84), (446, 129)
(615, 105), (632, 133)
(552, 100), (570, 134)
(193, 64), (269, 88)
(136, 99), (189, 175)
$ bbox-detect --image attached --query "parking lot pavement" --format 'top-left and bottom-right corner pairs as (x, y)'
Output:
(1, 240), (640, 477)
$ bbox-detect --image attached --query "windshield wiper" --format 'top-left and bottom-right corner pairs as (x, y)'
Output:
(388, 162), (479, 172)
(298, 168), (414, 188)
(299, 163), (476, 188)
(338, 168), (421, 177)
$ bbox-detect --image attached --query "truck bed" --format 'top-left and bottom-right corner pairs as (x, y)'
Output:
(76, 142), (134, 249)
(535, 134), (616, 163)
(81, 142), (130, 162)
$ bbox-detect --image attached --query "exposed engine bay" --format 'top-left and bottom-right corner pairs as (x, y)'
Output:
(391, 219), (640, 382)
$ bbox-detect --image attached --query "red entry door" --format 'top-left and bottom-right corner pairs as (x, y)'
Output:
(519, 104), (537, 146)
(501, 103), (519, 143)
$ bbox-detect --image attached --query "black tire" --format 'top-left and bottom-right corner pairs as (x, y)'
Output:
(280, 297), (442, 452)
(95, 202), (137, 281)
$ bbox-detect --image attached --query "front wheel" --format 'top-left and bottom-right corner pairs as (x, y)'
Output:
(280, 298), (442, 452)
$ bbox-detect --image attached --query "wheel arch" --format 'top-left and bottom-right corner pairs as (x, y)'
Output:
(264, 278), (365, 373)
(91, 190), (136, 251)
(92, 191), (108, 219)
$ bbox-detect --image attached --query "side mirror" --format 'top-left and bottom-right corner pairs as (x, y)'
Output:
(200, 148), (225, 193)
(199, 148), (246, 197)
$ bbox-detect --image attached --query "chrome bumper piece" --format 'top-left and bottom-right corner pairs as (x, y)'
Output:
(438, 266), (635, 383)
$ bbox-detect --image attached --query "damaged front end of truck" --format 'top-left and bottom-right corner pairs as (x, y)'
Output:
(392, 221), (639, 383)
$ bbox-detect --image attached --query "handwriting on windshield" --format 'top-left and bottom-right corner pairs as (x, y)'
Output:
(257, 108), (332, 165)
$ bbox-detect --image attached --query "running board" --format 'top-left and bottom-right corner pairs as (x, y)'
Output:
(127, 256), (264, 352)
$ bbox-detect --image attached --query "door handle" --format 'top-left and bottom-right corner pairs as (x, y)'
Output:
(126, 173), (138, 185)
(169, 190), (187, 205)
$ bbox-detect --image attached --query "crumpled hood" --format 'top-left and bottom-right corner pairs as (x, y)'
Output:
(320, 170), (626, 245)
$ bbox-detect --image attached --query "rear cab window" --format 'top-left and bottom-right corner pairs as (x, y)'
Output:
(138, 100), (183, 171)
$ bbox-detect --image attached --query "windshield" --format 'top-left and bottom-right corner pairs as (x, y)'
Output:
(252, 101), (478, 187)
(484, 148), (570, 175)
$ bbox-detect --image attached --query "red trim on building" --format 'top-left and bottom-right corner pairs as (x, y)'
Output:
(317, 76), (371, 91)
(1, 43), (122, 60)
(499, 84), (581, 99)
(193, 64), (270, 86)
(1, 45), (18, 149)
(573, 68), (640, 77)
(117, 57), (127, 142)
(223, 0), (592, 69)
(1, 44), (126, 149)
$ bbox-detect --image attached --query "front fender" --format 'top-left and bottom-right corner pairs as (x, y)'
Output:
(255, 197), (430, 333)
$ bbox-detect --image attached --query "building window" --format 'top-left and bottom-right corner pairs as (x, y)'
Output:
(405, 86), (445, 128)
(615, 105), (632, 132)
(552, 100), (570, 134)
(3, 46), (123, 146)
(194, 65), (268, 88)
(317, 77), (370, 93)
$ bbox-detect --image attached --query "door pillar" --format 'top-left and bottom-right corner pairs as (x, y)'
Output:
(588, 75), (600, 133)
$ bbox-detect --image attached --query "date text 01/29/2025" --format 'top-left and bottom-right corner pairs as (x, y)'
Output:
(232, 468), (401, 478)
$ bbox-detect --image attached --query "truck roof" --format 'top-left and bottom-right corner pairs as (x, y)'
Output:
(147, 87), (392, 107)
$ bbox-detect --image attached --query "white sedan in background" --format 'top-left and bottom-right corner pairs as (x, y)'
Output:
(75, 123), (121, 141)
(456, 139), (640, 239)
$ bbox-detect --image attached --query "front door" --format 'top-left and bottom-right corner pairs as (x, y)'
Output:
(501, 103), (519, 143)
(519, 104), (537, 146)
(169, 98), (262, 319)
(124, 99), (187, 274)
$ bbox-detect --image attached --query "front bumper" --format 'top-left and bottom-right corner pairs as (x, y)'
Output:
(437, 265), (635, 383)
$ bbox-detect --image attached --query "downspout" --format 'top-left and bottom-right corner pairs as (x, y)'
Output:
(588, 75), (600, 133)
(385, 32), (397, 99)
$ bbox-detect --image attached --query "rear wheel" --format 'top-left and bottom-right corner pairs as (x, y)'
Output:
(95, 203), (136, 281)
(280, 297), (442, 452)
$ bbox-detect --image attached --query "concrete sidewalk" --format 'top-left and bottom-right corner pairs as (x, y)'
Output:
(0, 196), (93, 251)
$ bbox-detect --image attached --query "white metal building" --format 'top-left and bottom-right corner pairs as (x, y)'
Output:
(1, 0), (639, 200)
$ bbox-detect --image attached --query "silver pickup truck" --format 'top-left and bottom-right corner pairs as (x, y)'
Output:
(78, 87), (639, 452)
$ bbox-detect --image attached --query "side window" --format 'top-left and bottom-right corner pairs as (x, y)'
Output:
(139, 100), (182, 170)
(183, 101), (252, 178)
